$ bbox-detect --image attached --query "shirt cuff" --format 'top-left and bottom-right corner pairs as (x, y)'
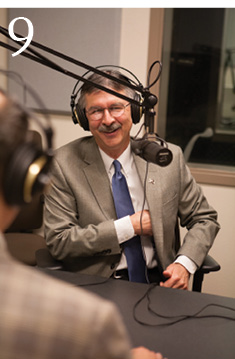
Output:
(174, 255), (198, 274)
(114, 216), (135, 244)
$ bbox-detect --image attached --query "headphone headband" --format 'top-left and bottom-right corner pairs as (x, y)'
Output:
(70, 65), (144, 131)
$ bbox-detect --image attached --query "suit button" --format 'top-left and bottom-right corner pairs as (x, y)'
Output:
(110, 263), (115, 270)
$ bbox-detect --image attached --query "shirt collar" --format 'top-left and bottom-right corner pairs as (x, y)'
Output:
(99, 143), (133, 177)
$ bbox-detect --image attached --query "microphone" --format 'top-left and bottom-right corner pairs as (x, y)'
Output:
(132, 134), (173, 167)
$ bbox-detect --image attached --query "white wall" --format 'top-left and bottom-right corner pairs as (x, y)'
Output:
(119, 8), (150, 84)
(43, 8), (151, 148)
(198, 184), (235, 298)
(180, 183), (235, 298)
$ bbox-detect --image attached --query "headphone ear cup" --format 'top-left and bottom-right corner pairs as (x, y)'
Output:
(131, 93), (143, 124)
(3, 143), (48, 206)
(75, 103), (90, 131)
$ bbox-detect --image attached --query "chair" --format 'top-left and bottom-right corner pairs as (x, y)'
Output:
(4, 192), (47, 265)
(192, 255), (220, 292)
(36, 247), (220, 292)
(36, 247), (63, 270)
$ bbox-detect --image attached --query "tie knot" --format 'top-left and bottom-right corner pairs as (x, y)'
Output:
(113, 160), (122, 173)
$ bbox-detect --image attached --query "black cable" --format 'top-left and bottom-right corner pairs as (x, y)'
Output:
(0, 68), (53, 150)
(0, 39), (140, 107)
(146, 60), (162, 90)
(133, 283), (158, 325)
(133, 283), (235, 327)
(0, 26), (163, 112)
(0, 26), (144, 96)
(0, 69), (27, 105)
(139, 161), (149, 237)
(76, 277), (111, 287)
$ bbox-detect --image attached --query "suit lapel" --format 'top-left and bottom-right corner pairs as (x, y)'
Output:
(133, 154), (165, 264)
(83, 140), (117, 220)
(134, 154), (163, 221)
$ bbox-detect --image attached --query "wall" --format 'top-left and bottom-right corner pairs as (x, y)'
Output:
(0, 8), (8, 87)
(199, 184), (235, 298)
(41, 8), (151, 148)
(7, 8), (122, 112)
(180, 183), (235, 298)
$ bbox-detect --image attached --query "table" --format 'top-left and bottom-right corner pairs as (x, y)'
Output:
(38, 268), (235, 359)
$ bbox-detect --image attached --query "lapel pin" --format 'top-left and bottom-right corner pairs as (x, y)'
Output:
(148, 178), (155, 185)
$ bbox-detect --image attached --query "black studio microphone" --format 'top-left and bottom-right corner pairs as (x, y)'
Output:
(132, 134), (173, 167)
(132, 83), (173, 167)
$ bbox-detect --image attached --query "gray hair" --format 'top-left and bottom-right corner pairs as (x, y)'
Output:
(77, 70), (136, 110)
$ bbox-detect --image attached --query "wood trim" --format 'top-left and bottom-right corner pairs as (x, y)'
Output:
(147, 8), (165, 132)
(189, 165), (235, 187)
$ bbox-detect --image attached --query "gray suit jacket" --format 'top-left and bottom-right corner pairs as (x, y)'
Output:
(44, 136), (220, 276)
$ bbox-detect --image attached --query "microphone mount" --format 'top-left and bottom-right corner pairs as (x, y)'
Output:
(0, 25), (160, 133)
(0, 26), (173, 167)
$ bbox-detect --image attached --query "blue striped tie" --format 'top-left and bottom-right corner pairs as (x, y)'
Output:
(112, 160), (147, 283)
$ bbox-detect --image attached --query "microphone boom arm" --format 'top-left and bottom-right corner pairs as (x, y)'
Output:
(0, 25), (158, 110)
(0, 25), (173, 167)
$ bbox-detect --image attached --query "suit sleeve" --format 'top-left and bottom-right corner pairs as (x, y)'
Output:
(176, 146), (220, 267)
(44, 157), (121, 262)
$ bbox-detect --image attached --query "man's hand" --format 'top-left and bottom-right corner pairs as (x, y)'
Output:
(131, 347), (167, 359)
(160, 263), (190, 290)
(130, 210), (153, 236)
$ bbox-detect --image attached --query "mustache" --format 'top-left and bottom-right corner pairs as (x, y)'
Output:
(98, 122), (122, 133)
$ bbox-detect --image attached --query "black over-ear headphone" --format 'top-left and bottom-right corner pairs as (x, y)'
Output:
(70, 65), (144, 131)
(3, 122), (53, 206)
(0, 71), (54, 206)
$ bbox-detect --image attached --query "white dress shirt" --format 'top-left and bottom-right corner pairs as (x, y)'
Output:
(99, 144), (197, 274)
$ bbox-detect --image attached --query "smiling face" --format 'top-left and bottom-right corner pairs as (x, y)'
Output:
(85, 89), (133, 159)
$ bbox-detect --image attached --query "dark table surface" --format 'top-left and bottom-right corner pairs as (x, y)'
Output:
(38, 268), (235, 359)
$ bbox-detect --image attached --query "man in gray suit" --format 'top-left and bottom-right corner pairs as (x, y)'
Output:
(0, 90), (164, 359)
(44, 70), (220, 289)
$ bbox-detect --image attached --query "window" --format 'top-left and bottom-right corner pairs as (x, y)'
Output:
(157, 8), (235, 185)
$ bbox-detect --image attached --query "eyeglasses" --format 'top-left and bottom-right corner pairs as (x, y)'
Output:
(86, 103), (130, 121)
